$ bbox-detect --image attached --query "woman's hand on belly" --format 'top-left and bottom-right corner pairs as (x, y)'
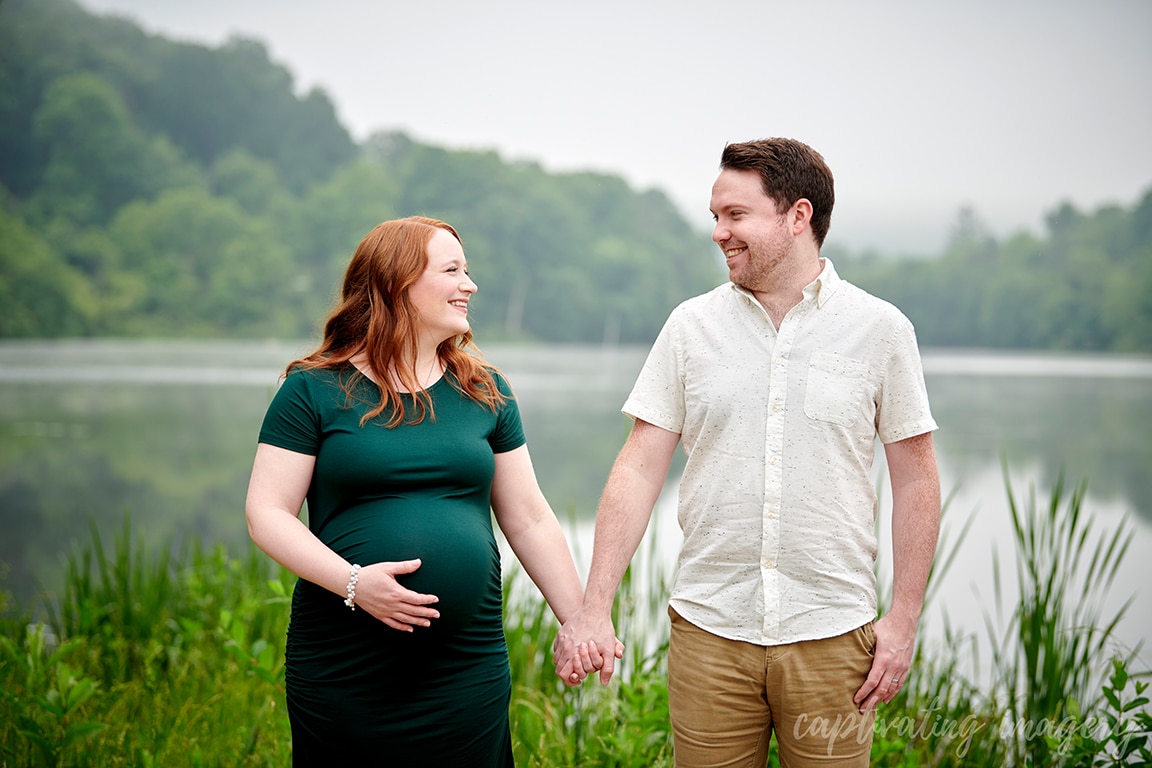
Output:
(356, 559), (441, 632)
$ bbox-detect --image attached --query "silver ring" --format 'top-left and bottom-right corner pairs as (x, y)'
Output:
(891, 677), (901, 685)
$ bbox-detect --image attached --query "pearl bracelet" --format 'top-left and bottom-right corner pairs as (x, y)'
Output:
(344, 564), (361, 610)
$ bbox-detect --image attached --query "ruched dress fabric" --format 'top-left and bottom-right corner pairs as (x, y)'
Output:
(257, 366), (524, 766)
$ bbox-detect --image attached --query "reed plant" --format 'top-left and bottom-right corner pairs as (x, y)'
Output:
(868, 467), (1149, 766)
(1, 471), (1149, 766)
(1, 517), (293, 766)
(986, 467), (1144, 766)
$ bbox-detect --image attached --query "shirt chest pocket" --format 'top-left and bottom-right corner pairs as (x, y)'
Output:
(803, 352), (869, 428)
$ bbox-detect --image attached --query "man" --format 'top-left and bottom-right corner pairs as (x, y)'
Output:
(554, 138), (940, 767)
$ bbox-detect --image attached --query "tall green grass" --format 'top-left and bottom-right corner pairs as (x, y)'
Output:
(872, 467), (1150, 766)
(1, 472), (1149, 767)
(1, 518), (294, 767)
(991, 469), (1140, 766)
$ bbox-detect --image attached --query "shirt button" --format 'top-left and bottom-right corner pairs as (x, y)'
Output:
(763, 558), (775, 569)
(771, 403), (781, 413)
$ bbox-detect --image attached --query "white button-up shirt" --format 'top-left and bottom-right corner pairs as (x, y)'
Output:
(623, 259), (937, 645)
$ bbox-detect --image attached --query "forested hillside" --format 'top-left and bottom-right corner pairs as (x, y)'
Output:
(838, 198), (1152, 352)
(0, 0), (721, 344)
(1, 0), (1149, 350)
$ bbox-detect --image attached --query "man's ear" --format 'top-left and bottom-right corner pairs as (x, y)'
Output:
(790, 199), (813, 236)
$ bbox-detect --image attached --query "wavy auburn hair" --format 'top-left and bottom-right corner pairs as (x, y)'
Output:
(287, 216), (507, 427)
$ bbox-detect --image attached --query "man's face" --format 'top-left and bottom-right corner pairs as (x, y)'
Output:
(709, 168), (794, 292)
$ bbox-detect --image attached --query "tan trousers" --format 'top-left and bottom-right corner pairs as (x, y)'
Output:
(667, 607), (876, 768)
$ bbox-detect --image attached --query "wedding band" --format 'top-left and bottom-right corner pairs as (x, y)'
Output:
(891, 677), (901, 685)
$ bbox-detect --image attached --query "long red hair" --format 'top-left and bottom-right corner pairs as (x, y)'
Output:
(287, 216), (507, 427)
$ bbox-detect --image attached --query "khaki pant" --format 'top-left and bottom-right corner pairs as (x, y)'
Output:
(667, 607), (876, 768)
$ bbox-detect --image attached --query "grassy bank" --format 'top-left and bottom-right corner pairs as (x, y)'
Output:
(2, 474), (1149, 767)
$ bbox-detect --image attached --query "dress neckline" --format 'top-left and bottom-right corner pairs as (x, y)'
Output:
(348, 361), (446, 396)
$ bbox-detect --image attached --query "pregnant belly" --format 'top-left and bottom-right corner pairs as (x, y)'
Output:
(324, 499), (502, 634)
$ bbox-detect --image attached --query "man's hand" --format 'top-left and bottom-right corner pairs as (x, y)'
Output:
(853, 613), (915, 712)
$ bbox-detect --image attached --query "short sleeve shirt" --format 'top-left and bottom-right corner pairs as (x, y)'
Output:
(623, 259), (937, 645)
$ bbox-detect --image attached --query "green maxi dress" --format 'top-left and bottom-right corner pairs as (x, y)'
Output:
(257, 365), (524, 766)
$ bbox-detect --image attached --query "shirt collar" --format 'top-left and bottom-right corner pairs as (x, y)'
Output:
(806, 257), (841, 308)
(729, 257), (843, 309)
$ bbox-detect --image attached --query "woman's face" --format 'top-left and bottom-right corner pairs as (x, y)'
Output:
(408, 228), (477, 345)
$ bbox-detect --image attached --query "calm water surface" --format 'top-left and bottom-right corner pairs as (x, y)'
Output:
(1, 340), (1149, 671)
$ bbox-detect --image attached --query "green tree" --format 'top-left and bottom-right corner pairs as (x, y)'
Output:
(141, 36), (356, 193)
(291, 158), (401, 298)
(28, 72), (201, 226)
(108, 188), (303, 336)
(209, 149), (289, 217)
(842, 192), (1152, 352)
(0, 0), (114, 197)
(0, 206), (96, 336)
(0, 0), (355, 199)
(1100, 189), (1152, 351)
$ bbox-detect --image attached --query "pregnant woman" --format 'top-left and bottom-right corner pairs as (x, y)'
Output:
(245, 216), (604, 765)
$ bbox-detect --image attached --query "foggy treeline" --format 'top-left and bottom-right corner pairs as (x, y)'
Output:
(2, 0), (1149, 351)
(838, 201), (1152, 352)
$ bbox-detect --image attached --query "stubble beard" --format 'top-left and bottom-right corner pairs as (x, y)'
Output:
(730, 239), (790, 294)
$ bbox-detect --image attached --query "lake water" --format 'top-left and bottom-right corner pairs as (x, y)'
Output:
(1, 339), (1149, 673)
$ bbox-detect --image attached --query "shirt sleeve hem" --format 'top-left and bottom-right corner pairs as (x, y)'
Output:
(622, 402), (682, 435)
(879, 419), (939, 445)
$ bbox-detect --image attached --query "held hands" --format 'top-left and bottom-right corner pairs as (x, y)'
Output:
(552, 608), (625, 687)
(352, 559), (440, 632)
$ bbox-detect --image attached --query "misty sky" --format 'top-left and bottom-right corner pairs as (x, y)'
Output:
(75, 0), (1152, 253)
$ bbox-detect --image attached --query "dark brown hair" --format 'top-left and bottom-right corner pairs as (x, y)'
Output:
(288, 216), (506, 427)
(720, 138), (835, 247)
